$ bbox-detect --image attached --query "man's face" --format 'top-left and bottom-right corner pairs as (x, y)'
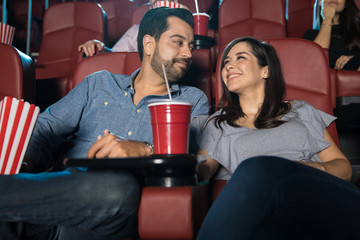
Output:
(150, 16), (194, 84)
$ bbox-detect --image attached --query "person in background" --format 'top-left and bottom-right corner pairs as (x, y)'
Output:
(0, 7), (209, 240)
(192, 37), (359, 239)
(303, 0), (360, 71)
(78, 0), (188, 56)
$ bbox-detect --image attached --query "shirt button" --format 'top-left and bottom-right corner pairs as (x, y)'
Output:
(137, 109), (140, 113)
(125, 92), (128, 96)
(104, 101), (108, 106)
(128, 131), (132, 136)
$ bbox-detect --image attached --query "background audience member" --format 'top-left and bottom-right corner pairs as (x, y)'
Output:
(78, 0), (188, 56)
(303, 0), (360, 71)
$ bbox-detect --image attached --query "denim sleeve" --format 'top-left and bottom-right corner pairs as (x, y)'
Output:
(25, 76), (90, 172)
(188, 89), (209, 153)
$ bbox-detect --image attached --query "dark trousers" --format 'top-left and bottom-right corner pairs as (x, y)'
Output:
(198, 156), (360, 240)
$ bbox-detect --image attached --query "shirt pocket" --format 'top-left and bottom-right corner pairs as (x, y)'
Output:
(84, 101), (124, 138)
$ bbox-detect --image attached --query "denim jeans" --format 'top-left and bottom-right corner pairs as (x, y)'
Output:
(198, 156), (360, 240)
(0, 167), (140, 240)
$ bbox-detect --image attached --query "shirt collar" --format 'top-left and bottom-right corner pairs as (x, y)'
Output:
(122, 68), (181, 95)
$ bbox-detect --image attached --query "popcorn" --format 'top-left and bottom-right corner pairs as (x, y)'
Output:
(0, 22), (15, 45)
(0, 97), (40, 174)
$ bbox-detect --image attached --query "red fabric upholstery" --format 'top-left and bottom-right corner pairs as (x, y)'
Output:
(131, 3), (150, 25)
(335, 70), (360, 100)
(218, 0), (286, 52)
(71, 52), (141, 89)
(0, 43), (35, 103)
(180, 0), (215, 13)
(285, 0), (316, 38)
(138, 185), (208, 240)
(98, 0), (136, 46)
(36, 2), (106, 80)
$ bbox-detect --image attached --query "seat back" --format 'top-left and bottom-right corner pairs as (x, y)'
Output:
(218, 0), (286, 52)
(98, 0), (136, 47)
(0, 43), (35, 103)
(180, 0), (215, 13)
(36, 2), (107, 80)
(71, 52), (141, 89)
(131, 3), (150, 25)
(213, 38), (340, 201)
(285, 0), (316, 38)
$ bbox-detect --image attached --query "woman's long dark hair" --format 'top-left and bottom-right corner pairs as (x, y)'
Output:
(213, 37), (291, 130)
(338, 0), (360, 51)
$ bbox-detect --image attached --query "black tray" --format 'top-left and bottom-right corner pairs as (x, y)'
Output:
(64, 154), (198, 187)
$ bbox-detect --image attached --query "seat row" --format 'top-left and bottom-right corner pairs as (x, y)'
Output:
(0, 37), (347, 240)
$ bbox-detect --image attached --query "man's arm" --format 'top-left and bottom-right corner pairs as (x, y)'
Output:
(87, 130), (152, 158)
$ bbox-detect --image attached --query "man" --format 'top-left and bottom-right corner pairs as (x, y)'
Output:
(78, 0), (188, 56)
(0, 7), (209, 240)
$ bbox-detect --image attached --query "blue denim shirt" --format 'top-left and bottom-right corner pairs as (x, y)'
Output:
(26, 70), (209, 171)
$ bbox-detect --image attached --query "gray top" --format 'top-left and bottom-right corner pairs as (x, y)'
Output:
(192, 100), (336, 180)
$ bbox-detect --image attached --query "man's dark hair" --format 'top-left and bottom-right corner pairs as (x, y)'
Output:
(137, 7), (194, 61)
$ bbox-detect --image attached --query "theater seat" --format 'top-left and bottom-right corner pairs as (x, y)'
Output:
(213, 38), (340, 201)
(285, 0), (316, 38)
(35, 2), (107, 111)
(131, 3), (150, 25)
(98, 0), (136, 47)
(0, 43), (35, 103)
(71, 51), (209, 240)
(218, 0), (286, 51)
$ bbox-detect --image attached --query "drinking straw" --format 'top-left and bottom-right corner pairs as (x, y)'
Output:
(162, 64), (172, 99)
(194, 0), (199, 14)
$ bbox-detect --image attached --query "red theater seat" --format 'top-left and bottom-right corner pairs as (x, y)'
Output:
(218, 0), (286, 52)
(98, 0), (136, 47)
(335, 70), (360, 107)
(35, 2), (107, 110)
(213, 38), (340, 201)
(285, 0), (316, 38)
(0, 43), (35, 103)
(131, 3), (150, 25)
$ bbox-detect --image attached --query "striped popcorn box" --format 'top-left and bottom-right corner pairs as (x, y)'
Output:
(0, 97), (40, 175)
(154, 1), (184, 8)
(0, 22), (16, 45)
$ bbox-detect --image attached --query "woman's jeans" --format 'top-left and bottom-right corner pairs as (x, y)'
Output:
(198, 156), (360, 240)
(0, 167), (140, 240)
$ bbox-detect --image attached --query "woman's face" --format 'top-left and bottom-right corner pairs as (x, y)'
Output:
(221, 42), (268, 95)
(323, 0), (346, 13)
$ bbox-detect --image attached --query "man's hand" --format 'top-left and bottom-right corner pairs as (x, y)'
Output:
(87, 130), (152, 158)
(78, 39), (105, 57)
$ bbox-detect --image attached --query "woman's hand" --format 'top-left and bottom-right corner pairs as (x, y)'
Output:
(335, 55), (354, 70)
(322, 5), (336, 24)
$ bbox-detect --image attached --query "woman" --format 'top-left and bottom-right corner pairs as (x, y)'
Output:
(303, 0), (360, 71)
(195, 37), (360, 239)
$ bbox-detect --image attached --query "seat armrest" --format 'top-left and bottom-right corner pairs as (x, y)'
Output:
(138, 184), (208, 240)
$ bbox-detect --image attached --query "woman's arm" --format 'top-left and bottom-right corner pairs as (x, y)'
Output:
(297, 129), (352, 181)
(313, 6), (336, 49)
(197, 148), (220, 181)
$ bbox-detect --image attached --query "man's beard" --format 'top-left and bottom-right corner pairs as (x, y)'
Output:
(150, 46), (190, 84)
